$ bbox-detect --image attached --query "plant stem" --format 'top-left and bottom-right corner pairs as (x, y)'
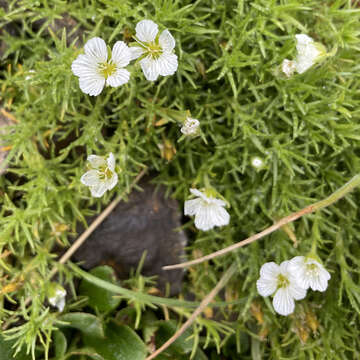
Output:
(164, 174), (360, 270)
(145, 262), (238, 360)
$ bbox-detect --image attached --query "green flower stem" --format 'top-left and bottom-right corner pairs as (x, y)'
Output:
(164, 174), (360, 270)
(311, 175), (360, 211)
(69, 262), (245, 309)
(69, 263), (198, 309)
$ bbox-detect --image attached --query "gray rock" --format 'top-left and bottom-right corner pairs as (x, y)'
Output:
(73, 180), (187, 296)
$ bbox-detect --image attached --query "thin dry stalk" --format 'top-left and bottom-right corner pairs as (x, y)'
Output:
(164, 174), (360, 270)
(145, 263), (237, 360)
(2, 168), (147, 330)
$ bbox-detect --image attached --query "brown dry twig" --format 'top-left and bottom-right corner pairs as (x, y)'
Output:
(2, 168), (147, 330)
(163, 174), (360, 270)
(145, 262), (237, 360)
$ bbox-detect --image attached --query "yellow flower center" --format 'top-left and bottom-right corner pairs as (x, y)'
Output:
(277, 274), (289, 288)
(305, 263), (319, 277)
(98, 62), (117, 79)
(146, 42), (162, 59)
(98, 165), (113, 180)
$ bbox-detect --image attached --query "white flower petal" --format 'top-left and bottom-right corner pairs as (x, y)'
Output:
(159, 29), (176, 52)
(107, 152), (115, 171)
(71, 54), (99, 78)
(106, 173), (118, 191)
(184, 198), (203, 216)
(157, 52), (178, 77)
(211, 198), (227, 207)
(90, 182), (108, 198)
(81, 170), (100, 186)
(259, 262), (280, 280)
(49, 288), (66, 312)
(140, 56), (160, 81)
(288, 256), (309, 289)
(84, 37), (108, 63)
(106, 69), (130, 87)
(208, 203), (230, 227)
(308, 276), (321, 292)
(288, 282), (307, 301)
(281, 59), (296, 77)
(139, 52), (178, 81)
(273, 288), (295, 316)
(279, 260), (292, 273)
(111, 41), (131, 68)
(87, 155), (106, 168)
(180, 125), (192, 135)
(181, 118), (200, 135)
(296, 276), (310, 290)
(295, 34), (314, 52)
(185, 188), (229, 231)
(316, 267), (331, 291)
(135, 20), (158, 43)
(194, 205), (214, 231)
(294, 35), (320, 74)
(78, 76), (105, 96)
(129, 46), (145, 60)
(288, 256), (306, 272)
(306, 260), (331, 292)
(289, 255), (305, 267)
(294, 56), (314, 74)
(56, 297), (66, 312)
(289, 256), (331, 292)
(257, 278), (277, 297)
(256, 263), (280, 296)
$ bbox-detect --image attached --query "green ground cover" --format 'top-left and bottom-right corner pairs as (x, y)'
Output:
(1, 0), (360, 359)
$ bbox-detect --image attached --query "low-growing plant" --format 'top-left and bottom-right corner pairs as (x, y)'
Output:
(1, 0), (360, 359)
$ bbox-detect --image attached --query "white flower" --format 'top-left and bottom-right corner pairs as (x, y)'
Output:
(256, 261), (307, 316)
(48, 286), (66, 312)
(251, 156), (264, 169)
(72, 37), (131, 96)
(81, 152), (118, 198)
(294, 34), (322, 74)
(281, 59), (296, 77)
(184, 188), (230, 231)
(130, 20), (178, 81)
(181, 117), (200, 136)
(289, 256), (331, 292)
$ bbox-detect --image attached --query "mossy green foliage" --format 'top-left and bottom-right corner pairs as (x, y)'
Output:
(1, 0), (360, 358)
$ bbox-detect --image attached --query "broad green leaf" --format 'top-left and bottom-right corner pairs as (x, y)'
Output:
(79, 265), (121, 313)
(140, 310), (159, 343)
(155, 348), (207, 360)
(58, 312), (104, 338)
(155, 320), (193, 355)
(83, 322), (147, 360)
(64, 348), (105, 360)
(53, 330), (67, 359)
